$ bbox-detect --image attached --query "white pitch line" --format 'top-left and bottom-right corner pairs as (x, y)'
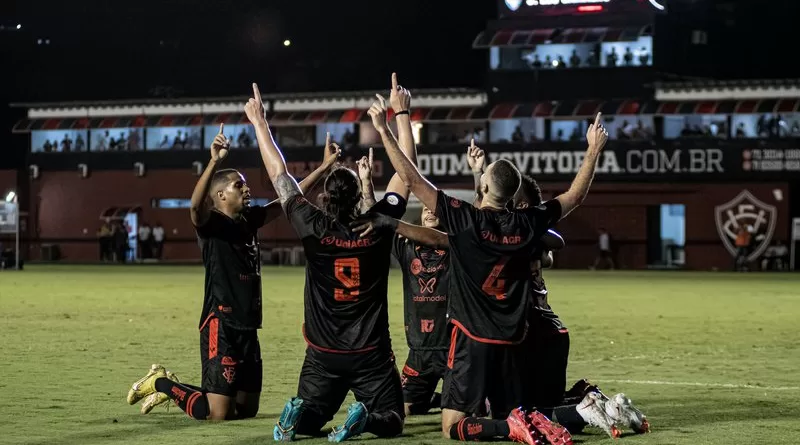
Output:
(603, 379), (800, 391)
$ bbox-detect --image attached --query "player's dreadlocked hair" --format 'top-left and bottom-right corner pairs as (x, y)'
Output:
(319, 166), (361, 223)
(515, 174), (543, 207)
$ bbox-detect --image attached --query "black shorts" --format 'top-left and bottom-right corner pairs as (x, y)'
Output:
(523, 329), (570, 410)
(296, 346), (405, 431)
(441, 328), (525, 419)
(199, 315), (262, 396)
(401, 348), (448, 405)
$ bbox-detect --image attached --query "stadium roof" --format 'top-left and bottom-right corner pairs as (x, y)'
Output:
(655, 79), (800, 101)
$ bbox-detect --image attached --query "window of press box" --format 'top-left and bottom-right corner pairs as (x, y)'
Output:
(152, 198), (270, 208)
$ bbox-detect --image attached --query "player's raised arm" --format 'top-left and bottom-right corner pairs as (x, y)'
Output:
(466, 140), (485, 207)
(260, 133), (341, 222)
(369, 94), (438, 213)
(245, 82), (302, 208)
(554, 112), (609, 219)
(350, 213), (449, 249)
(385, 73), (417, 201)
(358, 147), (377, 212)
(190, 123), (230, 227)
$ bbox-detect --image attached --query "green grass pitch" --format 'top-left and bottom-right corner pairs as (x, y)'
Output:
(1, 265), (799, 445)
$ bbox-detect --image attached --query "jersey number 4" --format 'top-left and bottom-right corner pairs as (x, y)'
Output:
(334, 258), (360, 302)
(482, 257), (508, 300)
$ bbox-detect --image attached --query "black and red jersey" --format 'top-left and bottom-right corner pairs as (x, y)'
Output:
(434, 190), (561, 343)
(196, 206), (274, 330)
(285, 193), (407, 352)
(393, 237), (450, 351)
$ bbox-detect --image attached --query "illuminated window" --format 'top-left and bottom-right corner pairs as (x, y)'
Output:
(152, 198), (270, 208)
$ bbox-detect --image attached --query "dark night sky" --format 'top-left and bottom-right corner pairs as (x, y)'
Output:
(2, 0), (799, 103)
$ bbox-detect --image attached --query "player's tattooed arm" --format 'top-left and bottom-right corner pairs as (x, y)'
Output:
(369, 91), (438, 213)
(556, 112), (608, 219)
(274, 172), (302, 208)
(190, 123), (230, 227)
(350, 214), (449, 249)
(357, 147), (377, 212)
(466, 140), (485, 207)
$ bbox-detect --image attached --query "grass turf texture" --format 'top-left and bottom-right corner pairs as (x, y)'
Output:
(1, 265), (799, 445)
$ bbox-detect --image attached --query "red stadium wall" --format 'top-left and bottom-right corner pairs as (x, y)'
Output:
(25, 170), (789, 270)
(25, 169), (303, 261)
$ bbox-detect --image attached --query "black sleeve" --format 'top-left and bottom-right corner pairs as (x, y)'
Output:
(194, 211), (225, 239)
(392, 234), (407, 261)
(434, 189), (475, 233)
(524, 199), (563, 233)
(244, 202), (280, 231)
(284, 195), (323, 239)
(368, 192), (407, 219)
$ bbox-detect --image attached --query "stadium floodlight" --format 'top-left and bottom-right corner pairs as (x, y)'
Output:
(5, 191), (15, 202)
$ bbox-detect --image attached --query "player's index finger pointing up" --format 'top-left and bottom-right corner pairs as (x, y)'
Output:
(392, 72), (399, 90)
(375, 94), (386, 108)
(218, 123), (224, 135)
(252, 83), (262, 102)
(368, 147), (373, 164)
(594, 112), (602, 128)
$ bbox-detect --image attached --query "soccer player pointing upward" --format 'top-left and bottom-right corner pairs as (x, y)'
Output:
(369, 104), (609, 444)
(125, 123), (338, 420)
(246, 76), (418, 442)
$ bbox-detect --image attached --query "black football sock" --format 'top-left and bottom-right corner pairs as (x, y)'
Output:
(364, 411), (403, 438)
(552, 404), (587, 432)
(449, 417), (511, 441)
(154, 377), (210, 420)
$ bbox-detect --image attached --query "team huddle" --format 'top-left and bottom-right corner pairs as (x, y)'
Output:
(125, 74), (649, 444)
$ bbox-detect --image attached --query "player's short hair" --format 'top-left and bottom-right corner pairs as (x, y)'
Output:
(488, 159), (521, 201)
(210, 169), (240, 195)
(320, 167), (361, 222)
(516, 174), (543, 207)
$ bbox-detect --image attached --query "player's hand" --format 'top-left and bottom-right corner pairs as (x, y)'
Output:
(466, 139), (485, 173)
(368, 95), (389, 132)
(357, 147), (374, 182)
(388, 72), (411, 113)
(322, 132), (341, 168)
(350, 213), (398, 238)
(244, 83), (266, 125)
(210, 123), (231, 161)
(586, 112), (609, 155)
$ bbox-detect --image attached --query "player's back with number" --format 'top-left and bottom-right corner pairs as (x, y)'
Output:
(437, 190), (561, 343)
(285, 193), (407, 352)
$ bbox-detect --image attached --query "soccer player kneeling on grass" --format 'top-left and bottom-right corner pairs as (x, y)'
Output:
(365, 108), (609, 444)
(125, 123), (338, 420)
(247, 76), (417, 442)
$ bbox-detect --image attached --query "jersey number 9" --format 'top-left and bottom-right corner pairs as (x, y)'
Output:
(334, 258), (360, 302)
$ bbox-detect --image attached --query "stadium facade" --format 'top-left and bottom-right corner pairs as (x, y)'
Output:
(3, 0), (798, 270)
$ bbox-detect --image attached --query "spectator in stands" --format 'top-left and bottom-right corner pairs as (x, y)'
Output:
(118, 132), (128, 151)
(735, 123), (747, 138)
(238, 128), (254, 148)
(638, 47), (650, 66)
(761, 240), (788, 271)
(617, 120), (633, 140)
(180, 130), (189, 148)
(592, 228), (615, 270)
(43, 140), (52, 152)
(159, 135), (170, 149)
(109, 133), (118, 151)
(623, 47), (634, 66)
(569, 49), (581, 68)
(61, 134), (73, 152)
(172, 131), (183, 149)
(512, 125), (524, 143)
(734, 225), (752, 271)
(569, 127), (581, 142)
(152, 222), (165, 260)
(96, 131), (109, 151)
(544, 54), (553, 68)
(587, 47), (600, 67)
(75, 134), (85, 151)
(634, 121), (653, 140)
(556, 55), (567, 69)
(606, 47), (619, 67)
(138, 222), (152, 260)
(531, 54), (543, 69)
